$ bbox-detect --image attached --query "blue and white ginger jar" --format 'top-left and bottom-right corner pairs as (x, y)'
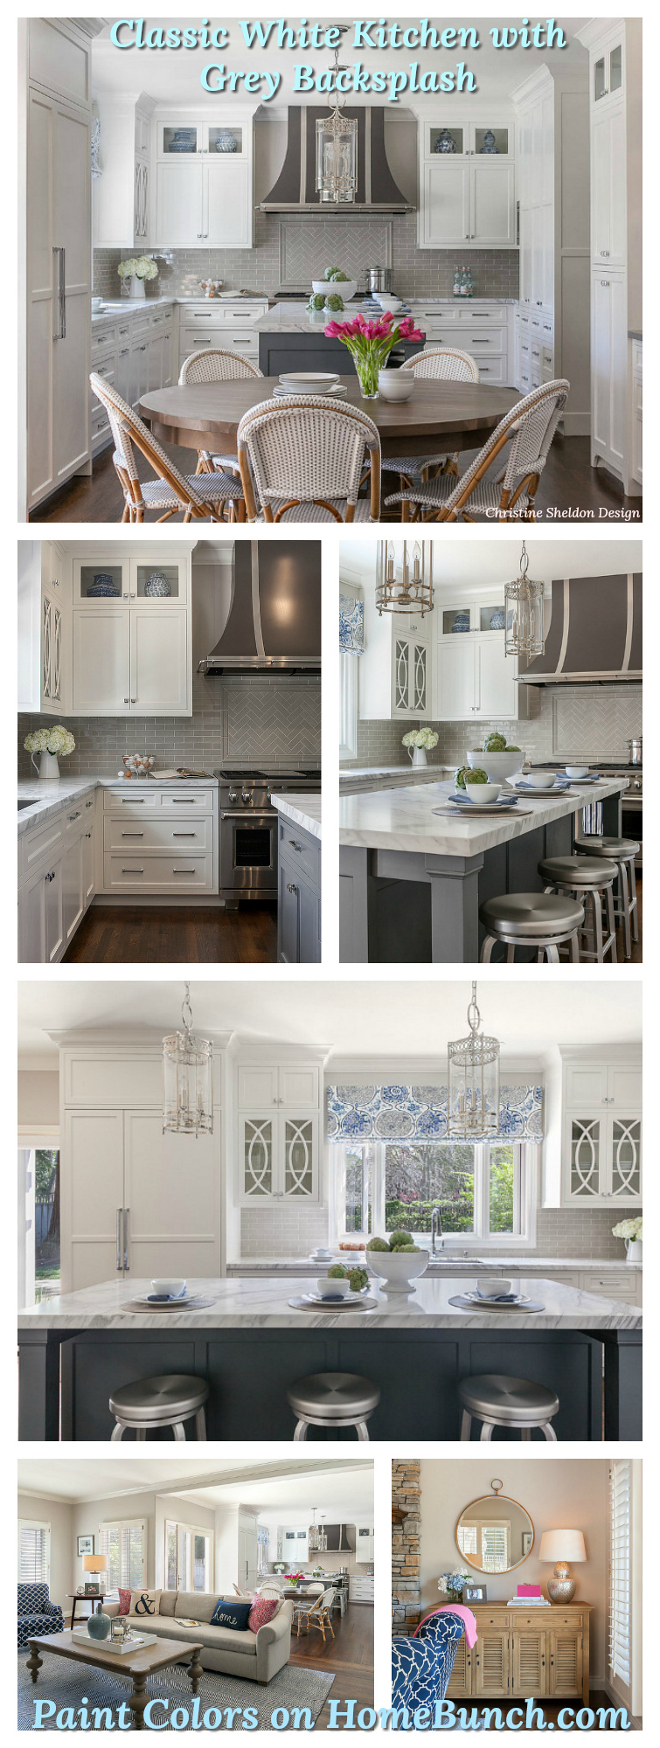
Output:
(214, 131), (238, 153)
(489, 607), (506, 629)
(144, 571), (171, 598)
(89, 572), (119, 597)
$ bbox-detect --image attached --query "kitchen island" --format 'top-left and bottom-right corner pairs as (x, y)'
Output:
(253, 300), (426, 379)
(18, 1273), (641, 1444)
(273, 794), (322, 962)
(339, 776), (626, 962)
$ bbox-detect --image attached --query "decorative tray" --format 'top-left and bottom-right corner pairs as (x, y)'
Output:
(71, 1629), (157, 1655)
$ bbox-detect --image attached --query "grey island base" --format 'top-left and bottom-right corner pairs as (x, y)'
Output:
(18, 1275), (641, 1444)
(339, 778), (625, 962)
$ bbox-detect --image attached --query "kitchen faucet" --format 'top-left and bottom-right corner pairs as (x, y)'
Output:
(431, 1207), (444, 1255)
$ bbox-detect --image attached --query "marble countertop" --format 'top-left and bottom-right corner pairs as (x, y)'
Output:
(227, 1255), (641, 1275)
(18, 775), (218, 834)
(272, 794), (322, 840)
(17, 1274), (641, 1330)
(253, 301), (428, 336)
(339, 776), (627, 856)
(92, 295), (267, 324)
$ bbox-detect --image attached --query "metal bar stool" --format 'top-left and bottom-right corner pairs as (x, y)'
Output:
(109, 1374), (209, 1441)
(479, 892), (584, 962)
(287, 1371), (380, 1441)
(539, 855), (618, 963)
(578, 836), (640, 959)
(459, 1373), (559, 1441)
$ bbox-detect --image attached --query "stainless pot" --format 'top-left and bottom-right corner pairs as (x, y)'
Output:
(628, 738), (642, 765)
(365, 265), (392, 295)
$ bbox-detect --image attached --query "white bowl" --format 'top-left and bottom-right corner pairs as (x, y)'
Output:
(375, 294), (403, 312)
(151, 1278), (186, 1298)
(523, 769), (553, 790)
(367, 1248), (427, 1294)
(565, 765), (590, 779)
(279, 371), (339, 393)
(316, 1277), (350, 1299)
(464, 782), (502, 806)
(378, 371), (415, 402)
(312, 1248), (333, 1261)
(477, 1277), (512, 1298)
(311, 279), (358, 303)
(467, 748), (523, 783)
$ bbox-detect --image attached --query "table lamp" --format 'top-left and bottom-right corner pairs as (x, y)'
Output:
(538, 1530), (586, 1602)
(82, 1555), (107, 1595)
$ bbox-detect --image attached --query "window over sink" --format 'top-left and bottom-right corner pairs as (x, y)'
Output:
(336, 1140), (535, 1247)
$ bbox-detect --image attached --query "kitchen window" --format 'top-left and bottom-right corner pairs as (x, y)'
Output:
(337, 1140), (535, 1247)
(339, 652), (359, 760)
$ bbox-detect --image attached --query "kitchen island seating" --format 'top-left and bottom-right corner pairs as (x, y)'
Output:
(237, 396), (381, 523)
(385, 378), (569, 521)
(287, 1370), (381, 1441)
(458, 1373), (560, 1441)
(540, 854), (618, 964)
(179, 346), (263, 484)
(479, 892), (585, 962)
(89, 374), (243, 523)
(108, 1372), (209, 1441)
(382, 346), (480, 486)
(579, 836), (640, 960)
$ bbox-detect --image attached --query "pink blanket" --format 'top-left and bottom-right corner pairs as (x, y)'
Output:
(413, 1604), (478, 1649)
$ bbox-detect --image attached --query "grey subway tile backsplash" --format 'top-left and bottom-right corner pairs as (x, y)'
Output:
(340, 685), (642, 770)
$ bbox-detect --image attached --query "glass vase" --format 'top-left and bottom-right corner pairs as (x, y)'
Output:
(354, 350), (380, 399)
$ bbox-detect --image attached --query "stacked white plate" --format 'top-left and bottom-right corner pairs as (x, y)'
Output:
(276, 372), (344, 398)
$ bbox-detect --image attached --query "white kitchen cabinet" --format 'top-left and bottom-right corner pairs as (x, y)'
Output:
(18, 541), (70, 716)
(20, 858), (64, 965)
(73, 551), (188, 605)
(565, 1064), (642, 1110)
(420, 159), (515, 249)
(561, 1057), (642, 1208)
(592, 105), (626, 271)
(92, 96), (154, 248)
(358, 570), (431, 722)
(82, 812), (96, 908)
(90, 305), (174, 449)
(18, 792), (91, 963)
(349, 1576), (374, 1603)
(237, 1065), (319, 1111)
(101, 785), (217, 896)
(131, 610), (189, 713)
(71, 602), (190, 715)
(152, 109), (255, 248)
(72, 611), (129, 713)
(62, 820), (84, 945)
(392, 637), (429, 717)
(239, 1113), (319, 1205)
(278, 1527), (309, 1562)
(631, 340), (642, 485)
(356, 1527), (375, 1562)
(433, 602), (527, 723)
(26, 84), (91, 512)
(591, 272), (627, 475)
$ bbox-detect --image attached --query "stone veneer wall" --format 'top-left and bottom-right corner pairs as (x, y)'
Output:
(392, 1460), (422, 1633)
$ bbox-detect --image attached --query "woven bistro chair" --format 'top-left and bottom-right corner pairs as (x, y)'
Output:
(385, 379), (569, 522)
(294, 1588), (337, 1642)
(179, 347), (263, 483)
(237, 395), (381, 522)
(90, 373), (244, 523)
(380, 346), (480, 488)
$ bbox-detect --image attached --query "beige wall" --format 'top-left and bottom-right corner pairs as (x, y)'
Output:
(72, 1491), (158, 1593)
(18, 1070), (59, 1130)
(18, 1493), (73, 1617)
(420, 1459), (609, 1682)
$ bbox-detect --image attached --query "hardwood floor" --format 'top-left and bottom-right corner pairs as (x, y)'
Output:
(32, 433), (641, 524)
(289, 1603), (373, 1730)
(62, 902), (278, 962)
(463, 1692), (638, 1730)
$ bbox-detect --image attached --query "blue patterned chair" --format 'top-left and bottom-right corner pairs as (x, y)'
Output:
(18, 1584), (64, 1650)
(392, 1611), (466, 1713)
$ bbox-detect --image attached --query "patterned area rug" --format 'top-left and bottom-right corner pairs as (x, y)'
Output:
(18, 1653), (335, 1730)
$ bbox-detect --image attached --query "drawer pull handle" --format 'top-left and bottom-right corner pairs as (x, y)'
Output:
(174, 868), (196, 874)
(121, 832), (143, 837)
(171, 798), (197, 803)
(122, 798), (144, 803)
(122, 868), (144, 873)
(290, 841), (303, 852)
(173, 832), (196, 837)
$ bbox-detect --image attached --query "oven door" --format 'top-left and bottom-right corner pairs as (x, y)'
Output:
(221, 811), (278, 896)
(621, 796), (643, 867)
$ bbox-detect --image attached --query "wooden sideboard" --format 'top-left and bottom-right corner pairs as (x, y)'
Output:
(446, 1603), (593, 1707)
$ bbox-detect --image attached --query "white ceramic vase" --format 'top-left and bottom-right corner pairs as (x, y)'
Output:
(34, 751), (60, 781)
(408, 747), (428, 767)
(129, 276), (146, 299)
(626, 1238), (642, 1264)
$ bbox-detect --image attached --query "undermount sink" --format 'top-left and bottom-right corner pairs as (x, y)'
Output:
(18, 800), (36, 811)
(426, 1256), (487, 1267)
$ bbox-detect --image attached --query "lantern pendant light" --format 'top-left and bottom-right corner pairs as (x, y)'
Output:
(316, 34), (358, 205)
(448, 983), (500, 1141)
(162, 983), (213, 1137)
(318, 1516), (327, 1553)
(376, 540), (434, 616)
(504, 540), (545, 659)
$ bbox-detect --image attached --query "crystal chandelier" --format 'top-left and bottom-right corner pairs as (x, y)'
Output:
(447, 983), (500, 1141)
(376, 540), (434, 616)
(315, 32), (358, 204)
(162, 983), (213, 1137)
(504, 540), (545, 658)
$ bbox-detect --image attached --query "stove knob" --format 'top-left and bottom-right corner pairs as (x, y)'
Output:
(228, 788), (238, 803)
(241, 787), (250, 805)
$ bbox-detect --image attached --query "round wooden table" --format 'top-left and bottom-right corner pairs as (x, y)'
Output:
(138, 377), (520, 465)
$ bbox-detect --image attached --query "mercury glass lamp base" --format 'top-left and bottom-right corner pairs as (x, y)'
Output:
(548, 1573), (577, 1603)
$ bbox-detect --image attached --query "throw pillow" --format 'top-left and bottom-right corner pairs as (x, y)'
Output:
(248, 1596), (279, 1633)
(210, 1599), (253, 1632)
(130, 1589), (162, 1618)
(117, 1589), (131, 1617)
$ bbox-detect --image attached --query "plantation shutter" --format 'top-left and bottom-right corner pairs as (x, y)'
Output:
(18, 1521), (50, 1584)
(609, 1460), (631, 1688)
(481, 1524), (509, 1571)
(99, 1519), (146, 1592)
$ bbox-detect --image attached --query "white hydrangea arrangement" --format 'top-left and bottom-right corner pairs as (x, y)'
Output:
(24, 727), (76, 756)
(117, 255), (159, 282)
(612, 1217), (642, 1241)
(402, 728), (439, 750)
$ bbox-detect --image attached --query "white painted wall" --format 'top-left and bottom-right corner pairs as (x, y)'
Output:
(419, 1458), (609, 1683)
(18, 1071), (60, 1132)
(18, 1493), (74, 1617)
(71, 1490), (157, 1592)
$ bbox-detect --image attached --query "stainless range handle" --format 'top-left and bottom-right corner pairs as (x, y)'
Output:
(221, 811), (276, 821)
(116, 1208), (122, 1272)
(123, 1208), (129, 1271)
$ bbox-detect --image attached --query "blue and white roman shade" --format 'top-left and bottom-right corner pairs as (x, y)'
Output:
(339, 593), (364, 654)
(326, 1083), (543, 1141)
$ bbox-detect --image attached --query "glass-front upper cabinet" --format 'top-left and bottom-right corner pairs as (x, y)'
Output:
(157, 119), (245, 156)
(440, 601), (508, 636)
(425, 121), (511, 159)
(73, 557), (187, 604)
(594, 41), (623, 103)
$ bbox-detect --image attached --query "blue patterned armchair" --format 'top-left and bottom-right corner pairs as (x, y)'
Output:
(392, 1611), (466, 1712)
(18, 1584), (65, 1650)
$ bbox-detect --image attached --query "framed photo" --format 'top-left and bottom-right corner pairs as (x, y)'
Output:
(84, 1582), (100, 1596)
(522, 1532), (533, 1556)
(463, 1583), (487, 1604)
(77, 1535), (94, 1557)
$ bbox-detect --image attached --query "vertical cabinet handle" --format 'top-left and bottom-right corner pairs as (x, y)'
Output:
(116, 1208), (122, 1271)
(123, 1208), (129, 1271)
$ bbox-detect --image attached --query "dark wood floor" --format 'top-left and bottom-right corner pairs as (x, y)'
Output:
(289, 1603), (373, 1730)
(62, 902), (278, 963)
(465, 1692), (639, 1730)
(32, 433), (641, 524)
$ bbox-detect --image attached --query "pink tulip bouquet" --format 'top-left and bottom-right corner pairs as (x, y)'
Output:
(324, 311), (424, 399)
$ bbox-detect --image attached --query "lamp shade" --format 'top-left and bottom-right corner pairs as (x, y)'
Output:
(538, 1531), (586, 1563)
(83, 1555), (107, 1574)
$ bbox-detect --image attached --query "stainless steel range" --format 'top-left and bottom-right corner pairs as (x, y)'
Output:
(216, 768), (321, 904)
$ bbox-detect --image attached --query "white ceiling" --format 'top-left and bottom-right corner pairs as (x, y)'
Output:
(18, 979), (641, 1066)
(340, 538), (643, 592)
(18, 1456), (373, 1512)
(92, 17), (589, 103)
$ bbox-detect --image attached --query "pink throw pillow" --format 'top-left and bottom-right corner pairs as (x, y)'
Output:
(118, 1589), (131, 1616)
(248, 1596), (279, 1633)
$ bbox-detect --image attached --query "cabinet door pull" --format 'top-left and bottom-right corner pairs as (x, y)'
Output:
(287, 882), (298, 895)
(289, 841), (303, 852)
(68, 811), (81, 821)
(123, 1208), (129, 1271)
(116, 1208), (122, 1272)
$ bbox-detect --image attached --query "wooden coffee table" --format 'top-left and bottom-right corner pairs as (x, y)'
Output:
(27, 1630), (203, 1730)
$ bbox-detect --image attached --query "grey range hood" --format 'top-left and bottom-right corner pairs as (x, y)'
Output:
(260, 106), (411, 211)
(200, 540), (321, 674)
(518, 574), (642, 684)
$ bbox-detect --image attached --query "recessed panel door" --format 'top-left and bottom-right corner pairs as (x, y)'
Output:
(130, 609), (189, 714)
(123, 1109), (219, 1277)
(72, 612), (129, 713)
(65, 1109), (124, 1292)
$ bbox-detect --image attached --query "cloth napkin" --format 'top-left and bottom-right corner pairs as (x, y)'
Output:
(414, 1605), (478, 1649)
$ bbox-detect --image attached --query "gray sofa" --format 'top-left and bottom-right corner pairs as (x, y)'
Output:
(104, 1591), (293, 1685)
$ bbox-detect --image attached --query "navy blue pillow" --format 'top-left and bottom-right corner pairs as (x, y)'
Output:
(210, 1599), (253, 1631)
